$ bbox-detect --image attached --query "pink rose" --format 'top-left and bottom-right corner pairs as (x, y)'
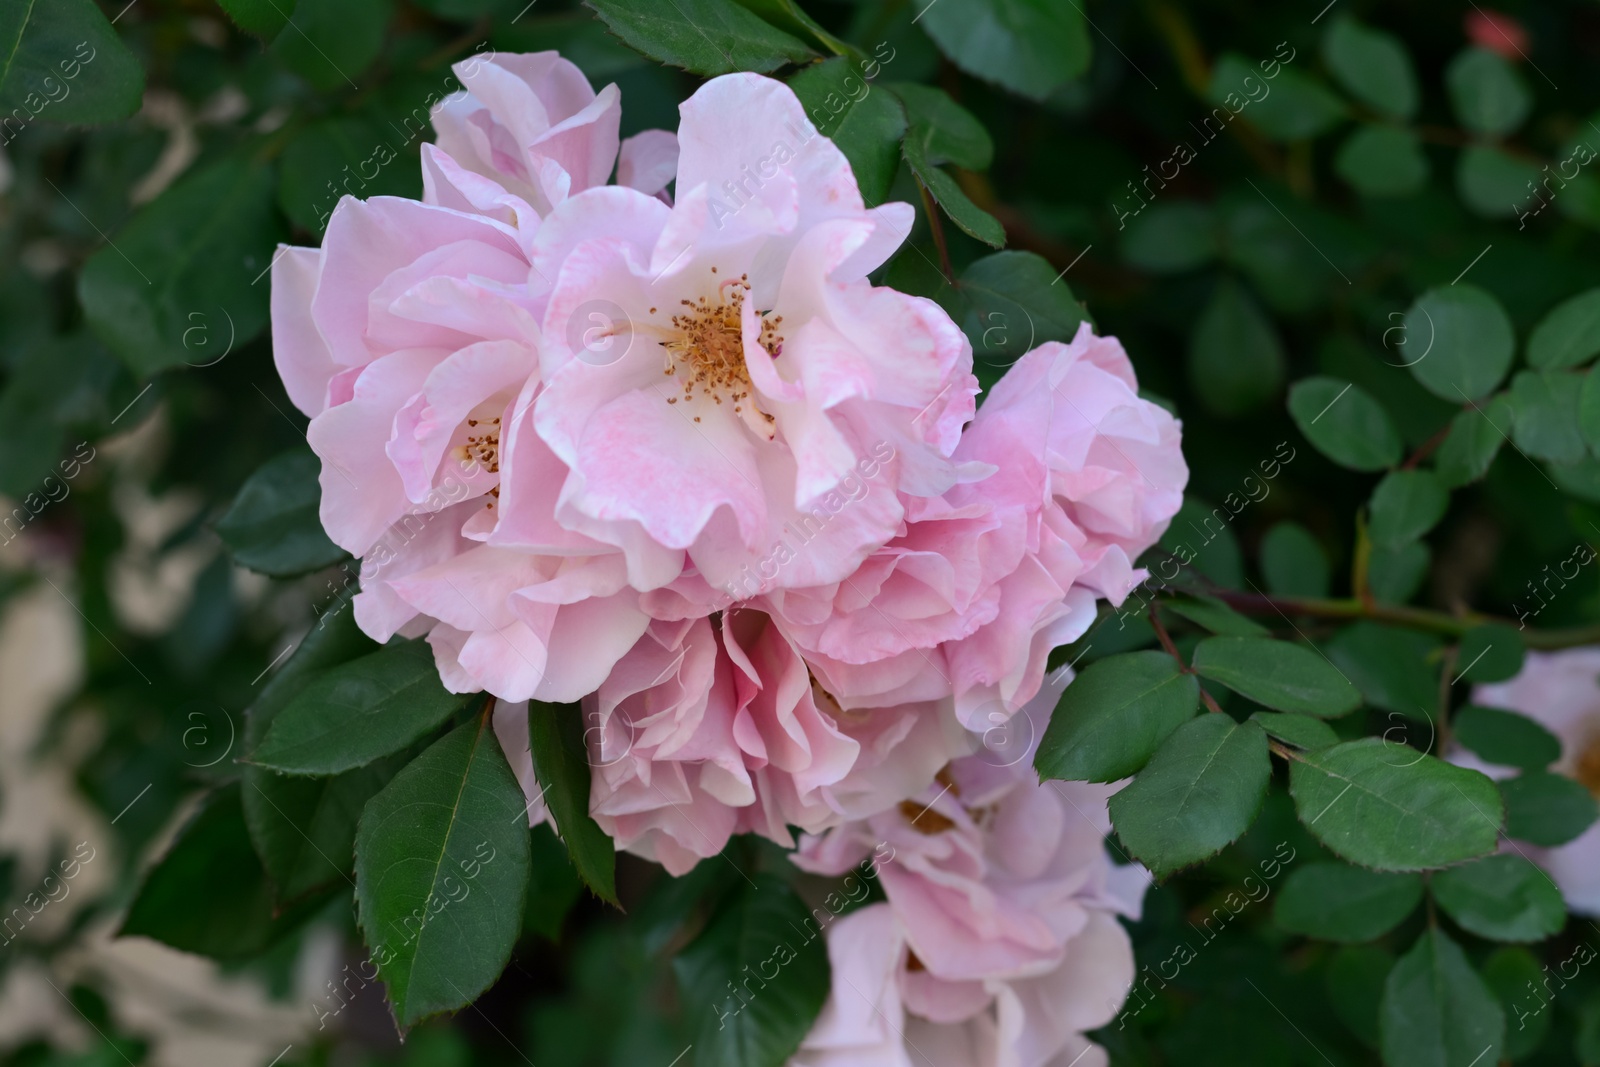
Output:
(791, 681), (1146, 1066)
(1459, 648), (1600, 915)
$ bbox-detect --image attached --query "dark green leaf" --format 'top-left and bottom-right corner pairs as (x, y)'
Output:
(522, 823), (584, 943)
(1160, 497), (1246, 589)
(1288, 376), (1402, 471)
(1035, 651), (1200, 783)
(277, 116), (421, 234)
(1165, 597), (1270, 637)
(1250, 712), (1338, 751)
(1367, 542), (1431, 604)
(1289, 739), (1503, 870)
(673, 874), (830, 1067)
(1500, 770), (1599, 846)
(1403, 284), (1515, 402)
(1189, 277), (1286, 417)
(1326, 623), (1441, 719)
(1260, 522), (1331, 598)
(527, 700), (618, 908)
(1122, 202), (1217, 274)
(958, 251), (1087, 388)
(729, 0), (851, 56)
(1456, 624), (1525, 684)
(1432, 854), (1565, 942)
(903, 133), (1005, 247)
(217, 0), (296, 38)
(0, 335), (118, 498)
(78, 158), (286, 378)
(1209, 54), (1347, 142)
(0, 0), (144, 125)
(354, 714), (532, 1030)
(1380, 928), (1504, 1067)
(270, 0), (392, 91)
(887, 83), (992, 170)
(1328, 945), (1394, 1047)
(1274, 861), (1424, 941)
(1454, 705), (1560, 771)
(788, 61), (906, 207)
(585, 0), (815, 76)
(1367, 469), (1447, 548)
(1457, 145), (1541, 219)
(215, 449), (346, 578)
(1192, 636), (1362, 718)
(1529, 287), (1600, 369)
(1435, 397), (1512, 487)
(1335, 125), (1429, 197)
(253, 641), (476, 776)
(122, 784), (330, 958)
(1107, 715), (1271, 878)
(1480, 947), (1552, 1058)
(1509, 369), (1588, 464)
(1446, 47), (1531, 137)
(918, 0), (1088, 101)
(1584, 368), (1600, 455)
(1322, 17), (1418, 120)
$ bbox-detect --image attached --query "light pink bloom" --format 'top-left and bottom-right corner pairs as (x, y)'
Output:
(1460, 648), (1600, 915)
(768, 324), (1186, 728)
(790, 681), (1146, 1067)
(586, 611), (970, 875)
(526, 71), (973, 598)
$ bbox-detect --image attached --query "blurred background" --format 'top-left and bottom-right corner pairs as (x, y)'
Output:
(3, 0), (1600, 1064)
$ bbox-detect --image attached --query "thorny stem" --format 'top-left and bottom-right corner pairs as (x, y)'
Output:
(917, 180), (956, 284)
(1151, 605), (1225, 714)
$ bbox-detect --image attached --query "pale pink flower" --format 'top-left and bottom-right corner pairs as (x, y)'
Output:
(790, 681), (1146, 1067)
(586, 611), (970, 875)
(1460, 648), (1600, 915)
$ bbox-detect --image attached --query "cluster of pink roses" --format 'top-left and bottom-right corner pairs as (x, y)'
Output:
(272, 50), (1185, 1063)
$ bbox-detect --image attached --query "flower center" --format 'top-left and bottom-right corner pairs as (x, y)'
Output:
(1575, 733), (1600, 797)
(657, 269), (783, 434)
(460, 416), (501, 475)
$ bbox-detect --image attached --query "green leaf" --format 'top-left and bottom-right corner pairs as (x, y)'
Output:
(122, 784), (330, 958)
(585, 0), (815, 76)
(787, 61), (906, 207)
(1529, 287), (1600, 369)
(1367, 469), (1447, 548)
(1457, 144), (1541, 219)
(1107, 715), (1271, 878)
(1454, 705), (1560, 771)
(1432, 854), (1565, 943)
(0, 0), (144, 125)
(1189, 277), (1286, 417)
(1122, 202), (1217, 274)
(215, 449), (346, 578)
(270, 0), (392, 91)
(1192, 636), (1362, 718)
(216, 0), (296, 38)
(1165, 597), (1270, 637)
(1508, 368), (1588, 464)
(729, 0), (852, 56)
(1322, 17), (1418, 120)
(903, 133), (1005, 248)
(917, 0), (1088, 101)
(958, 251), (1087, 388)
(1585, 369), (1600, 455)
(78, 158), (286, 378)
(0, 335), (119, 499)
(1367, 542), (1431, 604)
(1500, 771), (1600, 847)
(253, 641), (476, 776)
(1480, 947), (1552, 1058)
(277, 116), (421, 235)
(1435, 397), (1512, 487)
(1446, 47), (1531, 137)
(887, 83), (992, 170)
(1289, 739), (1503, 871)
(1274, 861), (1424, 942)
(1260, 522), (1331, 598)
(1035, 651), (1199, 783)
(1161, 497), (1246, 589)
(1456, 624), (1525, 684)
(527, 700), (618, 908)
(1209, 54), (1347, 142)
(1335, 125), (1429, 198)
(354, 714), (532, 1030)
(1288, 376), (1402, 471)
(1250, 712), (1338, 751)
(1328, 945), (1394, 1047)
(1380, 928), (1505, 1067)
(673, 874), (830, 1067)
(522, 824), (584, 943)
(243, 609), (385, 904)
(1403, 285), (1515, 402)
